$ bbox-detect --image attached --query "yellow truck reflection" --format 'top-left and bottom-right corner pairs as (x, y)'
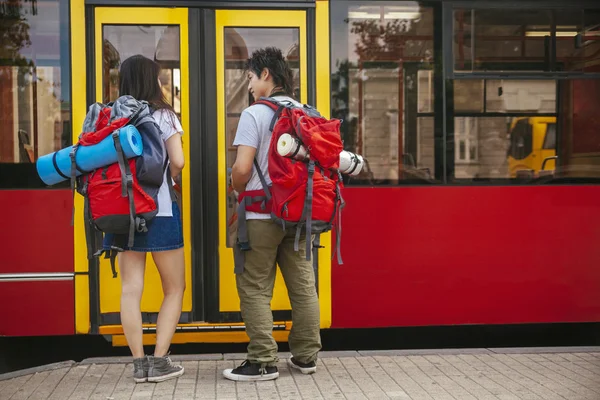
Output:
(507, 116), (557, 178)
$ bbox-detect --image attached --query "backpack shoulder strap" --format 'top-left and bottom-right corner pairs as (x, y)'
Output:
(253, 99), (286, 132)
(253, 98), (279, 111)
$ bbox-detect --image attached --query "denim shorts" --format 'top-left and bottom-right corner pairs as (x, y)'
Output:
(103, 202), (183, 252)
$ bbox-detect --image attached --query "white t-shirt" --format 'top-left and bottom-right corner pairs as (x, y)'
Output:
(232, 96), (302, 220)
(153, 108), (183, 217)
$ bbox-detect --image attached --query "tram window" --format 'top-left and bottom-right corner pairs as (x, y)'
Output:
(453, 9), (550, 73)
(331, 1), (437, 185)
(454, 80), (484, 112)
(223, 27), (300, 246)
(453, 8), (600, 74)
(418, 70), (433, 113)
(557, 79), (600, 180)
(486, 80), (556, 113)
(555, 10), (600, 74)
(543, 124), (556, 150)
(451, 79), (558, 181)
(102, 25), (181, 117)
(0, 0), (71, 188)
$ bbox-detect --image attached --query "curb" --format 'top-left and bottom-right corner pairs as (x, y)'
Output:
(2, 346), (598, 381)
(0, 360), (76, 382)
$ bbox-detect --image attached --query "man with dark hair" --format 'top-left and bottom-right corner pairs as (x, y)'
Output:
(223, 47), (321, 381)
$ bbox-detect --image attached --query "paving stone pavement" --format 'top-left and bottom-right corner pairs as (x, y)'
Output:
(1, 348), (600, 399)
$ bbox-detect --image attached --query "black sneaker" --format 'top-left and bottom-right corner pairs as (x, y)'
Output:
(287, 356), (317, 374)
(222, 360), (279, 381)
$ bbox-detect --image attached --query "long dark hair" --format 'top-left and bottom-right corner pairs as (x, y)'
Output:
(119, 55), (174, 113)
(245, 47), (295, 98)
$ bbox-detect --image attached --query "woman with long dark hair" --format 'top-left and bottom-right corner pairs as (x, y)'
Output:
(104, 54), (186, 383)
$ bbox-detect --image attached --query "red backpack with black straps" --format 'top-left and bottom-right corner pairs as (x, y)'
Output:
(234, 97), (345, 272)
(74, 95), (169, 277)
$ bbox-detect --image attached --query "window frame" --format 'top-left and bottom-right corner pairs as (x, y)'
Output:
(0, 0), (72, 190)
(328, 0), (440, 186)
(442, 1), (600, 81)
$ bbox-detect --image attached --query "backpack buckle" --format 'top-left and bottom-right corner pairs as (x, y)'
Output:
(237, 240), (251, 252)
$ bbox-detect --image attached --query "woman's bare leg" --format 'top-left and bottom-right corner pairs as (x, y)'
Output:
(119, 251), (147, 358)
(151, 247), (185, 357)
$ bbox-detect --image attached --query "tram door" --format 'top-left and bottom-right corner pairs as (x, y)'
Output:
(92, 8), (193, 328)
(84, 5), (331, 338)
(215, 10), (309, 318)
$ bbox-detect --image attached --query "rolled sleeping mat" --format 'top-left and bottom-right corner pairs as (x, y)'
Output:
(277, 133), (309, 161)
(338, 150), (364, 176)
(276, 133), (364, 176)
(36, 125), (143, 186)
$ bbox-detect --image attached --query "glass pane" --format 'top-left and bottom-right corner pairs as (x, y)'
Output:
(413, 117), (435, 180)
(454, 80), (483, 112)
(454, 9), (550, 72)
(224, 27), (300, 245)
(418, 70), (433, 113)
(102, 25), (181, 117)
(486, 80), (556, 113)
(453, 117), (511, 178)
(558, 79), (600, 180)
(556, 10), (600, 73)
(543, 123), (556, 150)
(361, 67), (400, 181)
(451, 116), (563, 180)
(331, 0), (437, 184)
(469, 141), (477, 161)
(0, 0), (70, 169)
(459, 141), (466, 161)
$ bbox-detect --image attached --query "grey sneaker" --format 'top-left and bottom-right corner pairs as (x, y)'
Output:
(133, 357), (149, 383)
(147, 355), (184, 382)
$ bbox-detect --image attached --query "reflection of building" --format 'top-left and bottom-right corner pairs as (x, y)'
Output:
(347, 67), (558, 180)
(0, 1), (67, 164)
(341, 11), (566, 181)
(102, 26), (182, 114)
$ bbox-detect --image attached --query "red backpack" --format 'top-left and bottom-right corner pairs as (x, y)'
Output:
(74, 95), (169, 277)
(235, 97), (345, 272)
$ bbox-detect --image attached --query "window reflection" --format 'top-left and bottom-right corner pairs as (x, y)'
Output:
(559, 79), (600, 179)
(450, 76), (600, 182)
(452, 80), (557, 180)
(331, 1), (436, 184)
(102, 25), (181, 117)
(452, 79), (556, 114)
(0, 0), (70, 168)
(453, 8), (600, 73)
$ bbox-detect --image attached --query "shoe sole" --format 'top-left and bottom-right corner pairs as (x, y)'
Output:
(222, 369), (279, 381)
(133, 377), (148, 383)
(287, 357), (317, 374)
(147, 367), (185, 383)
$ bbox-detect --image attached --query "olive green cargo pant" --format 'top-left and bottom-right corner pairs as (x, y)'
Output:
(235, 219), (321, 366)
